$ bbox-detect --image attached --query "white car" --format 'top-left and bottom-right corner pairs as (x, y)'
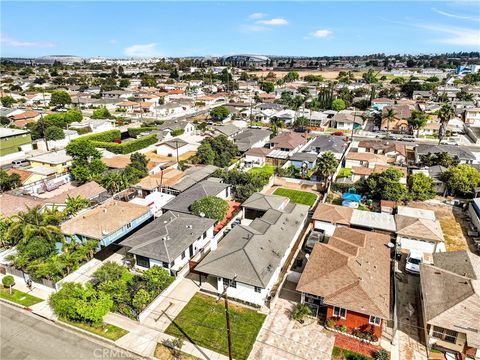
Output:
(405, 250), (423, 274)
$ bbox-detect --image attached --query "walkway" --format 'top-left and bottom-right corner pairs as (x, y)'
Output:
(249, 298), (335, 360)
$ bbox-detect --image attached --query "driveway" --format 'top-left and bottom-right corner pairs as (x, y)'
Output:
(395, 255), (428, 360)
(249, 298), (334, 360)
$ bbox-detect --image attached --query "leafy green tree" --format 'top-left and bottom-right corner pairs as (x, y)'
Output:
(303, 74), (324, 82)
(101, 171), (130, 194)
(292, 303), (312, 321)
(191, 196), (229, 221)
(408, 110), (429, 136)
(294, 116), (309, 132)
(284, 71), (299, 82)
(143, 266), (174, 293)
(442, 164), (480, 196)
(0, 170), (21, 192)
(67, 140), (107, 183)
(64, 108), (83, 123)
(197, 142), (216, 165)
(259, 81), (275, 93)
(362, 168), (407, 201)
(419, 152), (459, 168)
(141, 75), (157, 87)
(391, 77), (405, 85)
(2, 275), (15, 294)
(331, 99), (346, 111)
(196, 135), (238, 167)
(45, 126), (65, 141)
(1, 95), (15, 107)
(362, 69), (378, 84)
(50, 90), (72, 107)
(408, 173), (436, 201)
(132, 289), (151, 311)
(91, 106), (112, 119)
(49, 282), (113, 325)
(210, 106), (230, 121)
(437, 103), (456, 145)
(119, 79), (130, 88)
(316, 151), (339, 180)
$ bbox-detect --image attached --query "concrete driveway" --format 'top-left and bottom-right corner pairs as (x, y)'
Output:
(249, 298), (334, 360)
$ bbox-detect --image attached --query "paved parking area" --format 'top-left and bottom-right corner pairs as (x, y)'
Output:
(249, 298), (334, 360)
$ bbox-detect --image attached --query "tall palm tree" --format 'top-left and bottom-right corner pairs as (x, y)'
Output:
(383, 108), (397, 132)
(437, 103), (456, 145)
(316, 151), (339, 182)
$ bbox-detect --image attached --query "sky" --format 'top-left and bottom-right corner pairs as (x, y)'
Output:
(1, 1), (479, 58)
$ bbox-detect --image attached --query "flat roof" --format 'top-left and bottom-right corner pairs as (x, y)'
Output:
(397, 206), (436, 221)
(0, 128), (29, 139)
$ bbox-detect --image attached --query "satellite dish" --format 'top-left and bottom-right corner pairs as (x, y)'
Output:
(387, 242), (395, 248)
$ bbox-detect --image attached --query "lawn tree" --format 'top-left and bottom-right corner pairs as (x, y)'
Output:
(408, 110), (429, 137)
(67, 140), (107, 183)
(259, 81), (275, 93)
(210, 106), (230, 121)
(331, 98), (346, 111)
(45, 126), (65, 141)
(101, 171), (130, 194)
(50, 90), (72, 107)
(408, 173), (436, 201)
(283, 71), (299, 82)
(437, 103), (456, 145)
(442, 164), (480, 196)
(196, 135), (239, 167)
(316, 151), (339, 181)
(362, 168), (408, 201)
(0, 170), (21, 192)
(419, 152), (459, 168)
(191, 196), (229, 221)
(382, 108), (396, 132)
(294, 116), (309, 132)
(2, 275), (15, 295)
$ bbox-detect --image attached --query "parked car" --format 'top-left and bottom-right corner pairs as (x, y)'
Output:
(440, 139), (458, 146)
(405, 250), (423, 275)
(11, 159), (30, 168)
(400, 135), (416, 142)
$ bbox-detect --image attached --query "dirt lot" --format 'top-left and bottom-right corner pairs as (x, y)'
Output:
(407, 201), (473, 252)
(248, 70), (366, 81)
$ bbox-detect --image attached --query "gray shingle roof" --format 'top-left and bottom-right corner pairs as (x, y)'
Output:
(163, 179), (230, 214)
(120, 211), (215, 262)
(416, 144), (476, 161)
(233, 128), (272, 152)
(305, 135), (346, 154)
(242, 193), (288, 212)
(196, 202), (308, 288)
(171, 165), (219, 192)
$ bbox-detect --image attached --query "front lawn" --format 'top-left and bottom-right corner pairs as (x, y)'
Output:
(273, 188), (317, 206)
(248, 165), (276, 177)
(0, 288), (43, 307)
(165, 293), (266, 360)
(154, 343), (200, 360)
(61, 318), (128, 341)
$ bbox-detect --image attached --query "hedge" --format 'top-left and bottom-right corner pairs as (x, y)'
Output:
(91, 134), (158, 154)
(171, 128), (185, 137)
(128, 127), (158, 138)
(76, 129), (121, 143)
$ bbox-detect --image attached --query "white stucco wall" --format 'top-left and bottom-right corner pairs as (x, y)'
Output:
(313, 220), (337, 237)
(397, 235), (446, 255)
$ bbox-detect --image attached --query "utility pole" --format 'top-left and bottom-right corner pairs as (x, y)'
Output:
(217, 274), (237, 360)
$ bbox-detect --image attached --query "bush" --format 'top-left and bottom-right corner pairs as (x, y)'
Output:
(374, 349), (389, 360)
(171, 128), (185, 137)
(91, 134), (157, 154)
(326, 317), (336, 328)
(292, 303), (312, 322)
(76, 129), (121, 143)
(2, 275), (14, 288)
(127, 127), (157, 138)
(191, 196), (229, 221)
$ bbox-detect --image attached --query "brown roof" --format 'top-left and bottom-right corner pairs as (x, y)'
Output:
(312, 203), (353, 225)
(270, 132), (306, 150)
(357, 140), (406, 158)
(297, 227), (391, 319)
(245, 147), (272, 157)
(0, 193), (44, 218)
(135, 169), (184, 190)
(346, 151), (389, 163)
(102, 156), (131, 169)
(47, 181), (106, 204)
(373, 165), (407, 176)
(6, 168), (33, 183)
(395, 215), (444, 242)
(61, 200), (150, 239)
(11, 111), (39, 120)
(351, 166), (373, 176)
(383, 105), (411, 119)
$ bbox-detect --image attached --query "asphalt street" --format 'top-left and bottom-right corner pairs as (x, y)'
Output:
(0, 303), (139, 360)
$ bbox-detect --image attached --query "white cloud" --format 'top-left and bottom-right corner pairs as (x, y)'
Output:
(311, 29), (333, 38)
(432, 8), (479, 21)
(257, 18), (288, 26)
(124, 43), (161, 57)
(419, 24), (480, 46)
(249, 12), (267, 20)
(0, 34), (55, 48)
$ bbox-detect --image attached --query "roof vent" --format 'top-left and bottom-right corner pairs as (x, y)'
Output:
(103, 208), (107, 213)
(186, 225), (193, 229)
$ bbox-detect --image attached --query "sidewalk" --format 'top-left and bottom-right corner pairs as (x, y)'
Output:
(0, 273), (53, 301)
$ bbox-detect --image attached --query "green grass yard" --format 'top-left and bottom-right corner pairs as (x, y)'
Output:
(247, 165), (276, 177)
(0, 288), (43, 307)
(61, 318), (128, 341)
(272, 188), (317, 206)
(165, 293), (266, 360)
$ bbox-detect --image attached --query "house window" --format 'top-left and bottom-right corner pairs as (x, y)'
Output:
(254, 286), (261, 293)
(126, 223), (132, 229)
(224, 278), (237, 288)
(202, 231), (207, 239)
(181, 251), (186, 259)
(333, 307), (347, 319)
(369, 315), (381, 326)
(162, 261), (169, 268)
(432, 326), (458, 344)
(136, 256), (150, 268)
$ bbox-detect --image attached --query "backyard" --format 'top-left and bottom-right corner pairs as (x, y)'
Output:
(165, 293), (266, 360)
(248, 165), (276, 177)
(273, 188), (317, 207)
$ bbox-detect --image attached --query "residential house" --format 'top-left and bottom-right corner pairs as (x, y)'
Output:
(303, 135), (347, 160)
(381, 105), (411, 132)
(120, 211), (216, 275)
(28, 150), (72, 174)
(196, 195), (309, 306)
(134, 168), (185, 196)
(162, 179), (231, 215)
(212, 124), (242, 139)
(297, 227), (391, 338)
(169, 165), (219, 193)
(61, 200), (152, 249)
(44, 181), (108, 211)
(233, 128), (272, 153)
(244, 147), (272, 168)
(69, 119), (114, 134)
(415, 144), (477, 165)
(356, 140), (406, 165)
(420, 251), (480, 358)
(289, 152), (318, 169)
(159, 119), (195, 138)
(412, 91), (433, 100)
(464, 107), (480, 127)
(0, 193), (44, 218)
(345, 151), (389, 170)
(268, 131), (307, 155)
(242, 192), (290, 220)
(0, 128), (32, 157)
(10, 111), (41, 128)
(332, 110), (364, 130)
(371, 98), (395, 111)
(156, 139), (197, 158)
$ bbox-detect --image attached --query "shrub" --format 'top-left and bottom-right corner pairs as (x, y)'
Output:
(326, 317), (336, 328)
(127, 127), (157, 138)
(171, 128), (185, 137)
(91, 134), (157, 154)
(76, 129), (121, 143)
(337, 325), (347, 333)
(292, 303), (312, 322)
(374, 349), (389, 360)
(2, 275), (15, 288)
(191, 196), (229, 221)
